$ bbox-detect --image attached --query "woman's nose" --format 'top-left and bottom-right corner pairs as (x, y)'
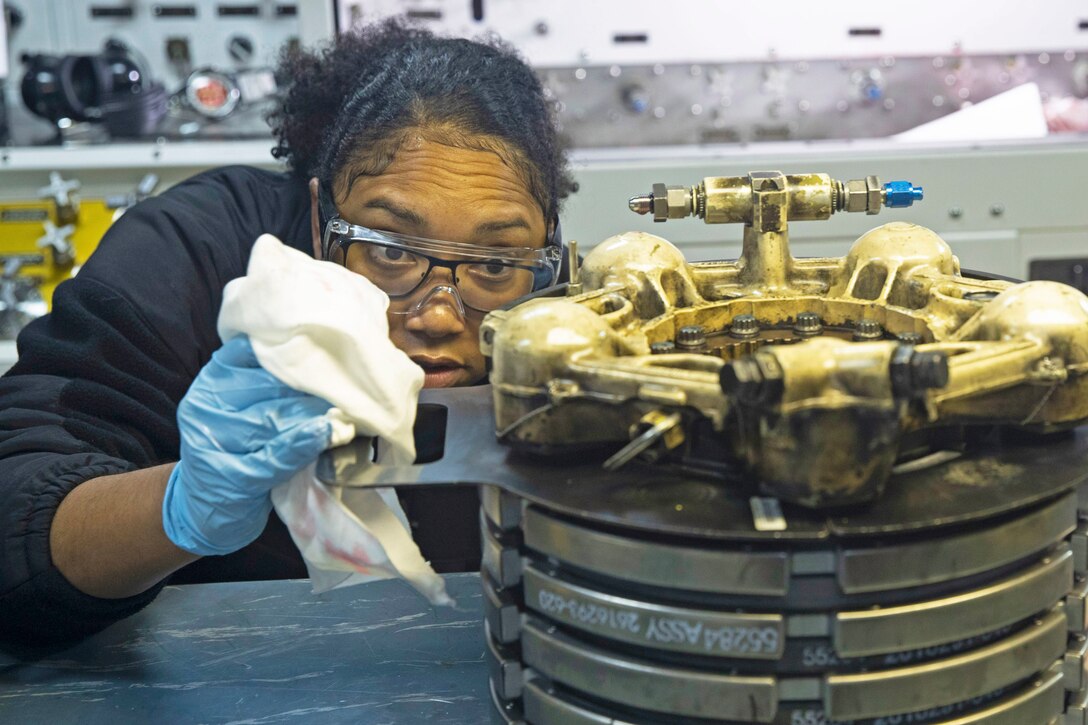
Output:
(402, 284), (468, 338)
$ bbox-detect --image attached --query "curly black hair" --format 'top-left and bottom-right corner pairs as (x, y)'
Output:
(268, 20), (574, 224)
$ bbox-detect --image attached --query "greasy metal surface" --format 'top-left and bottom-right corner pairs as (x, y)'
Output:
(522, 678), (628, 725)
(512, 664), (1065, 725)
(489, 678), (524, 725)
(484, 171), (1088, 507)
(511, 545), (1071, 664)
(485, 622), (524, 701)
(483, 570), (522, 645)
(482, 515), (523, 589)
(834, 546), (1073, 657)
(1064, 635), (1088, 693)
(940, 661), (1063, 725)
(516, 609), (1067, 723)
(1066, 578), (1088, 633)
(522, 563), (785, 660)
(1066, 685), (1088, 724)
(1073, 522), (1088, 574)
(520, 616), (779, 722)
(838, 493), (1077, 593)
(517, 496), (1074, 598)
(825, 607), (1067, 720)
(523, 506), (789, 596)
(482, 485), (524, 531)
(317, 385), (1088, 542)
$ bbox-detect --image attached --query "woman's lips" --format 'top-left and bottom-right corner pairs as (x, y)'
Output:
(411, 356), (467, 388)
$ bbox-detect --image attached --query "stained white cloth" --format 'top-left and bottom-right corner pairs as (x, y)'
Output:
(218, 234), (451, 605)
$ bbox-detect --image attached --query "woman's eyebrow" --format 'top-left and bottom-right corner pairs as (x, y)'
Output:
(364, 198), (426, 228)
(474, 218), (532, 234)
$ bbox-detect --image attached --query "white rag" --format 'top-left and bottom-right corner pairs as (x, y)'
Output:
(218, 234), (451, 605)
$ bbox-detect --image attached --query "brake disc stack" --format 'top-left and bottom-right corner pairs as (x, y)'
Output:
(481, 472), (1085, 725)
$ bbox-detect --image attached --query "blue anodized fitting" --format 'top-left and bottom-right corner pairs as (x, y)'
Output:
(883, 180), (924, 208)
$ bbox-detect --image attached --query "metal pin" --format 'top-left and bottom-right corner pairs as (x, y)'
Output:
(567, 240), (582, 296)
(750, 497), (787, 531)
(602, 412), (682, 471)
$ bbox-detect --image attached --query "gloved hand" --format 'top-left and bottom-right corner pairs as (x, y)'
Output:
(163, 335), (333, 556)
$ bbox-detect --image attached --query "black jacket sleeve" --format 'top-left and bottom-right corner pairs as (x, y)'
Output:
(0, 166), (311, 646)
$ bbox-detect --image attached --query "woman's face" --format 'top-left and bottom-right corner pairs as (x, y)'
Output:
(312, 136), (549, 388)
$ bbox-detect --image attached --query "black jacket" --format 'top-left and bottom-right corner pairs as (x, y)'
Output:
(0, 166), (478, 646)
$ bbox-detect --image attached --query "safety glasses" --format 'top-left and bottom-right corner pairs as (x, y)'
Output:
(322, 218), (562, 314)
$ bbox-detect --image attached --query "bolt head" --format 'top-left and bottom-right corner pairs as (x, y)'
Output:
(896, 332), (923, 345)
(793, 311), (822, 335)
(650, 340), (676, 354)
(853, 319), (884, 340)
(730, 314), (760, 338)
(676, 325), (707, 348)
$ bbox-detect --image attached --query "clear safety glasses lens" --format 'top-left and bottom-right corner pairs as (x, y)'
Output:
(324, 220), (561, 313)
(402, 284), (467, 317)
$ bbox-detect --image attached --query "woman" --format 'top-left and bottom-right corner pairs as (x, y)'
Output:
(0, 21), (573, 645)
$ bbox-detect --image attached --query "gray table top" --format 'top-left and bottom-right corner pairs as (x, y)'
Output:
(0, 574), (491, 724)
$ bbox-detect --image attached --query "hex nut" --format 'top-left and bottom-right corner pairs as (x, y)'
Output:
(651, 183), (669, 221)
(843, 179), (870, 213)
(865, 175), (882, 215)
(665, 185), (692, 219)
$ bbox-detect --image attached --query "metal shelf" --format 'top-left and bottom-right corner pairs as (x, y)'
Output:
(0, 139), (279, 172)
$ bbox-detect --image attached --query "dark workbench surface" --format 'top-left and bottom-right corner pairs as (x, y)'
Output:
(0, 574), (490, 724)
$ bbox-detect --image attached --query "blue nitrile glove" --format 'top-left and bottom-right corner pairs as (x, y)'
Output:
(163, 336), (333, 556)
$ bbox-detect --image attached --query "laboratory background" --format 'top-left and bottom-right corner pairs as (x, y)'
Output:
(3, 1), (1086, 373)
